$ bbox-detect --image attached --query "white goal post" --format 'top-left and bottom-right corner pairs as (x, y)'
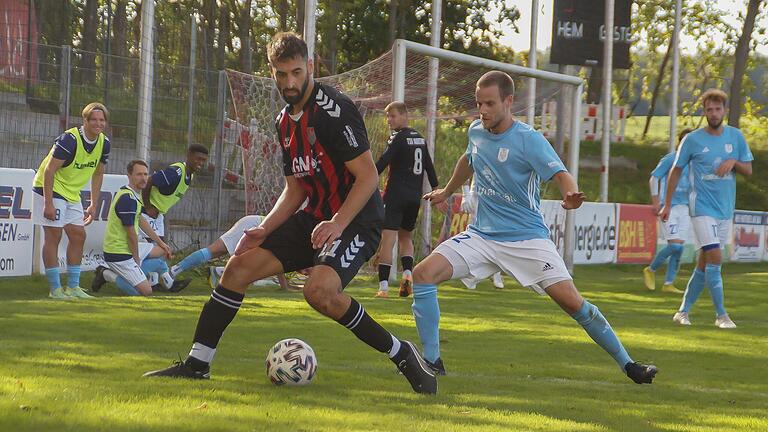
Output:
(391, 39), (585, 272)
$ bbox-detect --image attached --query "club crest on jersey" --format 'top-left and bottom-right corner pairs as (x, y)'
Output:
(283, 136), (291, 149)
(307, 127), (316, 146)
(497, 148), (509, 162)
(724, 143), (733, 153)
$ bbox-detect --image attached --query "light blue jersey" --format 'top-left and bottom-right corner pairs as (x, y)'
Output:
(674, 126), (753, 219)
(465, 119), (566, 241)
(651, 152), (690, 206)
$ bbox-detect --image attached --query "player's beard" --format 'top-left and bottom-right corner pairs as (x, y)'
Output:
(281, 76), (310, 105)
(706, 116), (723, 129)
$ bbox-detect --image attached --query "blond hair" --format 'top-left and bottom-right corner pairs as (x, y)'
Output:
(82, 102), (109, 122)
(384, 101), (408, 115)
(700, 89), (728, 108)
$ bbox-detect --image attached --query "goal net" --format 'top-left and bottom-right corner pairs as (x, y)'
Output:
(223, 40), (583, 268)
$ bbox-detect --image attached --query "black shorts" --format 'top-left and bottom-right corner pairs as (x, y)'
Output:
(260, 211), (381, 289)
(383, 199), (421, 231)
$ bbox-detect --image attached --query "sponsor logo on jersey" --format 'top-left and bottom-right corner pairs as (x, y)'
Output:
(291, 155), (320, 177)
(342, 125), (359, 148)
(702, 147), (710, 153)
(406, 137), (426, 146)
(74, 160), (98, 169)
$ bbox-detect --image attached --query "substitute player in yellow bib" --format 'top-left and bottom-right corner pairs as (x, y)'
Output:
(91, 160), (172, 296)
(140, 145), (209, 291)
(32, 102), (110, 299)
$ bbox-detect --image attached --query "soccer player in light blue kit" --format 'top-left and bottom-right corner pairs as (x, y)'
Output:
(660, 89), (753, 328)
(643, 128), (693, 294)
(415, 71), (657, 384)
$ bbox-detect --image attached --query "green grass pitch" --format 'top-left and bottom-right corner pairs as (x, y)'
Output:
(1, 264), (767, 431)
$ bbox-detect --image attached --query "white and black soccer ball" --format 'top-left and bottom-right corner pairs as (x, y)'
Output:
(266, 338), (317, 386)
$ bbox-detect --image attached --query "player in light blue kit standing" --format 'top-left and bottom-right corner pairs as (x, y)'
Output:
(413, 71), (658, 384)
(643, 128), (693, 294)
(660, 89), (753, 328)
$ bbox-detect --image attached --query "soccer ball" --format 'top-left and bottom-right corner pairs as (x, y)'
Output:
(265, 338), (317, 386)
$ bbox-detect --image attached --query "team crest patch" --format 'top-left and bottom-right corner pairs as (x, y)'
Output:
(307, 127), (316, 146)
(724, 143), (733, 153)
(497, 147), (509, 162)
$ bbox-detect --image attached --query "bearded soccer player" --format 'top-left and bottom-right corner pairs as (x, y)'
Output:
(144, 32), (437, 394)
(374, 101), (438, 298)
(32, 102), (110, 299)
(414, 71), (657, 384)
(141, 144), (209, 292)
(660, 89), (753, 328)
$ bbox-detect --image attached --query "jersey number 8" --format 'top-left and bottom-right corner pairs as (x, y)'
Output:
(413, 148), (422, 175)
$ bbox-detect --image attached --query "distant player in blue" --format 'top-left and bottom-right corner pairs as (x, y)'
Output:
(415, 71), (658, 384)
(660, 89), (753, 329)
(643, 128), (693, 294)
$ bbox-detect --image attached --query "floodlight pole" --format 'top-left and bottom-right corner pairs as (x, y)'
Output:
(669, 0), (682, 152)
(304, 0), (317, 73)
(420, 0), (442, 257)
(136, 0), (155, 162)
(564, 83), (583, 273)
(527, 0), (539, 126)
(599, 0), (614, 203)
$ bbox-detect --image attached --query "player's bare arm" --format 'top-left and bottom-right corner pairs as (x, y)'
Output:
(715, 159), (752, 177)
(139, 216), (172, 258)
(423, 153), (473, 204)
(85, 162), (106, 225)
(659, 166), (683, 221)
(42, 157), (65, 220)
(310, 150), (378, 250)
(141, 176), (159, 218)
(552, 171), (585, 210)
(236, 176), (306, 255)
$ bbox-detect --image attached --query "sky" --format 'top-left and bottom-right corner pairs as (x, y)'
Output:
(494, 0), (768, 57)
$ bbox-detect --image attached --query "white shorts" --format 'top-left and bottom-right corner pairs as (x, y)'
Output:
(137, 241), (155, 261)
(140, 213), (165, 238)
(662, 204), (691, 241)
(692, 216), (732, 250)
(107, 258), (147, 287)
(220, 215), (263, 255)
(434, 231), (572, 295)
(32, 192), (84, 227)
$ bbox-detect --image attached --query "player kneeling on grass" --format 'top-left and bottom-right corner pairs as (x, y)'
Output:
(414, 71), (657, 384)
(169, 214), (300, 291)
(143, 32), (436, 394)
(91, 160), (172, 296)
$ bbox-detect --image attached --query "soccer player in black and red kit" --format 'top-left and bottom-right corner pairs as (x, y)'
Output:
(144, 32), (437, 394)
(374, 102), (438, 298)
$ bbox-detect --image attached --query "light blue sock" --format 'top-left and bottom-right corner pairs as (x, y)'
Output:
(115, 276), (141, 296)
(570, 300), (633, 369)
(412, 283), (440, 363)
(142, 257), (169, 275)
(705, 264), (727, 316)
(680, 269), (706, 313)
(45, 267), (61, 292)
(172, 248), (212, 276)
(650, 244), (676, 271)
(66, 264), (81, 288)
(664, 244), (684, 284)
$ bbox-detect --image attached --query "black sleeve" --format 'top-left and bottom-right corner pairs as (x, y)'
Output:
(375, 132), (403, 174)
(424, 146), (438, 188)
(323, 96), (370, 162)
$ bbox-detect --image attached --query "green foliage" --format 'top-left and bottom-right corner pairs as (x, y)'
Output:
(2, 264), (768, 431)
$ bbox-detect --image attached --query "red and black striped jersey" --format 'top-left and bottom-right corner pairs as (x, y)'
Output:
(275, 82), (383, 224)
